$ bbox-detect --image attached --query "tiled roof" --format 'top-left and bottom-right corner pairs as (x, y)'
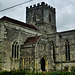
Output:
(24, 36), (40, 44)
(0, 16), (38, 31)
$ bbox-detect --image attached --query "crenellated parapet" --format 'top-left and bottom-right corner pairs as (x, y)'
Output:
(26, 2), (55, 12)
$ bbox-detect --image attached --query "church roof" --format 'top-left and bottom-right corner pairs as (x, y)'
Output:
(0, 16), (38, 31)
(24, 36), (40, 44)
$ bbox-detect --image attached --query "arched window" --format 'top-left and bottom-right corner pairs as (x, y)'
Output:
(23, 58), (25, 66)
(14, 44), (16, 58)
(12, 44), (14, 58)
(50, 42), (55, 60)
(49, 14), (51, 22)
(65, 40), (70, 60)
(12, 41), (19, 58)
(29, 57), (31, 65)
(33, 13), (36, 22)
(17, 45), (19, 58)
(23, 58), (24, 67)
(53, 43), (55, 60)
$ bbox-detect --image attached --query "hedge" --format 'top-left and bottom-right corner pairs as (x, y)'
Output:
(0, 71), (75, 75)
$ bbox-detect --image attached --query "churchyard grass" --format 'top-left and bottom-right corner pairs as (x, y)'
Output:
(0, 70), (75, 75)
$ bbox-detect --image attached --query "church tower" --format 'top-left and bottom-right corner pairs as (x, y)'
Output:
(26, 2), (57, 34)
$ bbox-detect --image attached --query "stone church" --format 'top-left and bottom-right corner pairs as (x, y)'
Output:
(0, 2), (75, 72)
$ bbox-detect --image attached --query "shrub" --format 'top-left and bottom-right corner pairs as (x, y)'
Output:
(53, 65), (56, 71)
(64, 65), (69, 71)
(0, 71), (75, 75)
(71, 66), (75, 72)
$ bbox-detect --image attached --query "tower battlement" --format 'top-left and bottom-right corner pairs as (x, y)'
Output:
(26, 2), (56, 34)
(26, 2), (55, 12)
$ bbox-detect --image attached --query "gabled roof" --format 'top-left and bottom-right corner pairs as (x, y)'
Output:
(24, 36), (40, 44)
(0, 16), (38, 31)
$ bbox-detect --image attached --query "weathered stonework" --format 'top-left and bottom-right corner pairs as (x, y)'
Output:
(0, 2), (75, 72)
(26, 2), (56, 34)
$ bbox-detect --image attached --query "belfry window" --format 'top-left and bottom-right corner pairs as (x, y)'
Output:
(65, 40), (70, 60)
(33, 13), (36, 22)
(12, 41), (19, 58)
(49, 14), (51, 22)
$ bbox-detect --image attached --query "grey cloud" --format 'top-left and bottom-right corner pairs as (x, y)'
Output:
(0, 0), (75, 32)
(55, 0), (75, 31)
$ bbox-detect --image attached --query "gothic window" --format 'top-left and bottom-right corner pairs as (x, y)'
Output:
(53, 43), (55, 60)
(65, 40), (70, 60)
(26, 57), (28, 67)
(29, 57), (31, 65)
(49, 14), (51, 22)
(33, 13), (36, 22)
(12, 44), (14, 58)
(24, 58), (25, 66)
(36, 63), (37, 68)
(14, 45), (16, 58)
(17, 45), (19, 58)
(23, 58), (24, 66)
(12, 41), (19, 58)
(50, 42), (55, 60)
(23, 58), (25, 66)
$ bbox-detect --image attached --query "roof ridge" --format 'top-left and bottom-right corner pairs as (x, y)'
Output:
(0, 16), (38, 31)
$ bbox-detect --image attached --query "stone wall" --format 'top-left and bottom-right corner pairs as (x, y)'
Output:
(21, 44), (35, 72)
(56, 31), (75, 71)
(0, 20), (39, 71)
(26, 2), (56, 34)
(55, 62), (75, 71)
(0, 2), (75, 72)
(35, 36), (55, 72)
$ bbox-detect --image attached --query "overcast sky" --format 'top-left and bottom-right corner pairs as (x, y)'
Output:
(0, 0), (75, 32)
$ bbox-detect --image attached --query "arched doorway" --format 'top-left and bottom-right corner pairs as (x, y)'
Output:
(41, 57), (45, 71)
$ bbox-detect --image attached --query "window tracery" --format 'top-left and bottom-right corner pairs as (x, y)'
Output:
(12, 41), (19, 58)
(65, 40), (70, 60)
